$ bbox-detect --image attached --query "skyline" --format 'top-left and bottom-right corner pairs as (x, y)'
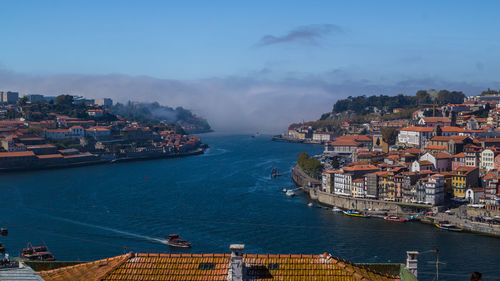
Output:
(1, 1), (500, 132)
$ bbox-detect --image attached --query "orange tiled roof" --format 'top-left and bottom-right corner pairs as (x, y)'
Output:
(343, 164), (379, 172)
(0, 151), (35, 158)
(39, 252), (401, 281)
(405, 148), (421, 155)
(37, 154), (63, 159)
(329, 140), (362, 146)
(434, 152), (452, 159)
(401, 126), (433, 132)
(422, 117), (450, 123)
(39, 253), (131, 281)
(440, 126), (464, 132)
(430, 135), (469, 142)
(425, 145), (447, 150)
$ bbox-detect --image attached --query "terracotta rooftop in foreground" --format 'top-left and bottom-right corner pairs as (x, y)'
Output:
(38, 252), (403, 281)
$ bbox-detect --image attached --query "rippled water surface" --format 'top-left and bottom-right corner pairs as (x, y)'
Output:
(1, 134), (499, 280)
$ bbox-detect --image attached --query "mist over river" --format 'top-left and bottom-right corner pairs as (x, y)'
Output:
(1, 134), (499, 280)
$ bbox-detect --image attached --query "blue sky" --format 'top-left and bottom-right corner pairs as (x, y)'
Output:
(2, 0), (499, 81)
(1, 1), (500, 132)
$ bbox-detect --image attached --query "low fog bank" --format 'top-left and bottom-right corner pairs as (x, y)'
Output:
(0, 70), (495, 134)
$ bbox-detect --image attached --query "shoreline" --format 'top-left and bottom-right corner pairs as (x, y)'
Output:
(0, 147), (206, 173)
(291, 164), (500, 237)
(271, 135), (325, 145)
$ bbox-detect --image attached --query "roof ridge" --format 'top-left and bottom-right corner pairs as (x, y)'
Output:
(38, 253), (131, 278)
(94, 252), (135, 281)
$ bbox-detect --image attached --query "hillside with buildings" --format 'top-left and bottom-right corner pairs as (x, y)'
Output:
(0, 91), (208, 171)
(287, 90), (500, 235)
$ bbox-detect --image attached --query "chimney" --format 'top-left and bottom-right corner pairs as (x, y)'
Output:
(229, 244), (244, 281)
(406, 251), (419, 278)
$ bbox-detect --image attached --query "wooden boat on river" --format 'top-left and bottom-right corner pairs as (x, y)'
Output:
(435, 221), (463, 232)
(21, 243), (56, 261)
(384, 215), (407, 223)
(343, 210), (370, 218)
(166, 234), (192, 248)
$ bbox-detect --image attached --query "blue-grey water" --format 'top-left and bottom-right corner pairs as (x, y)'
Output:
(0, 134), (499, 280)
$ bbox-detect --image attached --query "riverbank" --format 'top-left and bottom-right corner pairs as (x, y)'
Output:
(2, 134), (499, 278)
(292, 164), (500, 237)
(271, 135), (324, 145)
(0, 147), (206, 173)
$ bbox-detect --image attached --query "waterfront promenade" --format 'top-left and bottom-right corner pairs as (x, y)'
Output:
(292, 164), (500, 237)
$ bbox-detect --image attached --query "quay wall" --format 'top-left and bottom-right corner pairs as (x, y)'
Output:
(292, 165), (430, 216)
(0, 147), (205, 173)
(292, 164), (500, 237)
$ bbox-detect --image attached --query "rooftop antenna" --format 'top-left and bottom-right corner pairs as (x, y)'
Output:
(423, 247), (446, 281)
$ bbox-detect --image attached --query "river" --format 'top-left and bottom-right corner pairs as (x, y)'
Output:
(0, 134), (499, 280)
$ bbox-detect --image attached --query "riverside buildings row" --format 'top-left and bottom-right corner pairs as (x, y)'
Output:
(320, 99), (500, 208)
(0, 93), (203, 170)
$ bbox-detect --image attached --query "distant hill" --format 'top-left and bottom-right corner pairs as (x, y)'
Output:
(111, 101), (212, 133)
(326, 89), (465, 118)
(289, 89), (467, 134)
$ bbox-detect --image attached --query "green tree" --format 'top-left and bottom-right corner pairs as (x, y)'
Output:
(297, 152), (309, 167)
(381, 127), (398, 145)
(18, 96), (28, 106)
(415, 90), (432, 105)
(55, 95), (74, 106)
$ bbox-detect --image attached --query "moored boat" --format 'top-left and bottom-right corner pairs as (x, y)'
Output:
(285, 190), (296, 197)
(435, 221), (463, 232)
(307, 202), (313, 207)
(21, 243), (56, 261)
(384, 216), (407, 223)
(0, 243), (5, 252)
(332, 207), (343, 212)
(343, 210), (370, 218)
(166, 234), (192, 248)
(0, 227), (7, 236)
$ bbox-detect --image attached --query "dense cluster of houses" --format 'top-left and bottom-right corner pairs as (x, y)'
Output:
(319, 98), (500, 208)
(0, 105), (202, 170)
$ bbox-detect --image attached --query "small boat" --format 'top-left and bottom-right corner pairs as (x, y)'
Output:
(0, 227), (7, 236)
(271, 168), (281, 178)
(285, 190), (296, 197)
(21, 243), (56, 261)
(332, 207), (342, 212)
(384, 216), (407, 223)
(166, 234), (192, 248)
(282, 188), (287, 193)
(0, 243), (5, 252)
(435, 221), (463, 232)
(343, 210), (370, 218)
(307, 202), (313, 207)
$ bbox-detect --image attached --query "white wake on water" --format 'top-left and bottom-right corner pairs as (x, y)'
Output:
(44, 214), (168, 245)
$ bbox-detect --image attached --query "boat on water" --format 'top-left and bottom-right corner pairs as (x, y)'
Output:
(332, 207), (343, 212)
(343, 210), (370, 218)
(166, 234), (192, 248)
(384, 215), (407, 223)
(0, 227), (7, 236)
(285, 190), (296, 197)
(271, 168), (281, 178)
(282, 188), (288, 193)
(0, 243), (5, 252)
(435, 221), (463, 232)
(307, 202), (313, 207)
(21, 243), (56, 261)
